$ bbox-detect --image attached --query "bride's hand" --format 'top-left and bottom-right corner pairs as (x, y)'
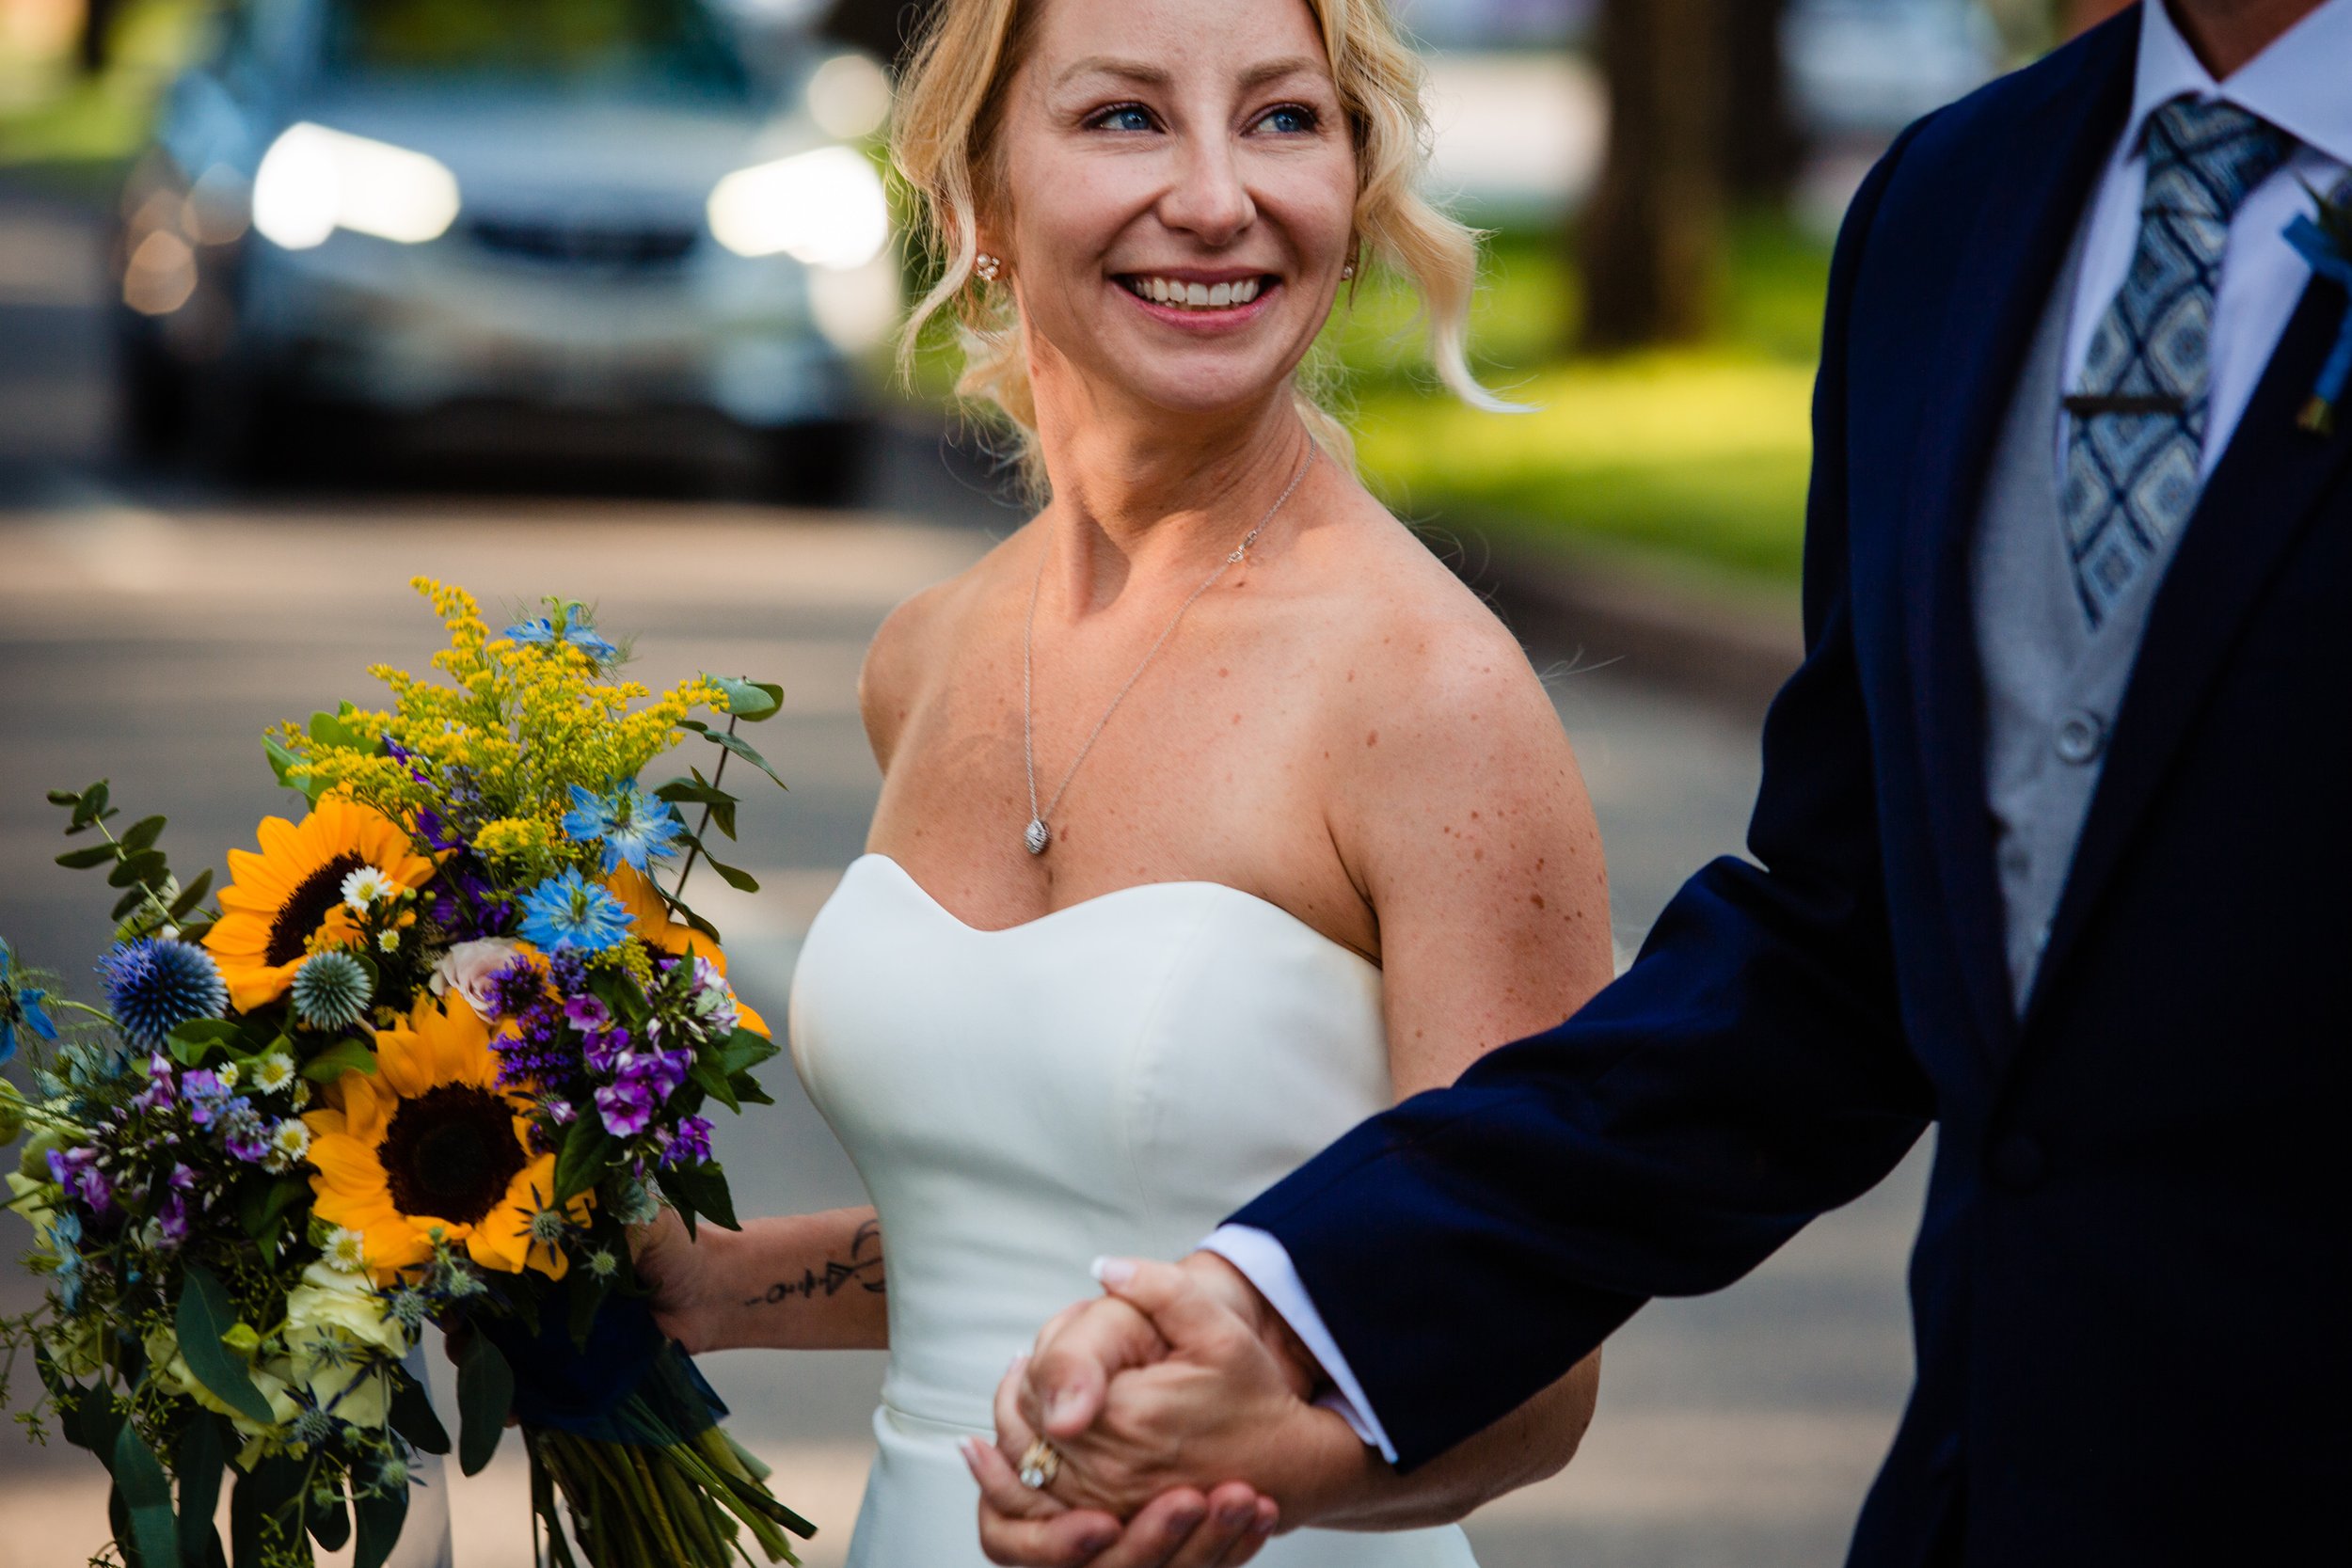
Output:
(629, 1206), (720, 1353)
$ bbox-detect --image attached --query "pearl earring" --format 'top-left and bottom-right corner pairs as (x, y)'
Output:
(1341, 261), (1356, 280)
(975, 252), (1002, 283)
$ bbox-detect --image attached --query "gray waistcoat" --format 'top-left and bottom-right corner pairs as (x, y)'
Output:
(1970, 234), (2192, 1013)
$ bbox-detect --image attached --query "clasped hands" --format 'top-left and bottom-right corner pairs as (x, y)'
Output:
(961, 1252), (1368, 1567)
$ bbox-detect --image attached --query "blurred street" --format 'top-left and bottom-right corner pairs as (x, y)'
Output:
(0, 173), (1927, 1568)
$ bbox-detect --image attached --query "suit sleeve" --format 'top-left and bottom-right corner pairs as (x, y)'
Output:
(1228, 123), (1941, 1473)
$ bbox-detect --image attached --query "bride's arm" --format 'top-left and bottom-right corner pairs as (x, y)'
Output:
(633, 1205), (889, 1353)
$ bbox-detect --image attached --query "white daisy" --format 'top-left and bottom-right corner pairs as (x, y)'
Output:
(252, 1053), (297, 1095)
(324, 1227), (370, 1274)
(265, 1118), (311, 1170)
(215, 1060), (242, 1090)
(377, 928), (402, 954)
(341, 866), (397, 911)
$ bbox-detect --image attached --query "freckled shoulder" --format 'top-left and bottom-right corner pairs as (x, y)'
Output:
(858, 528), (1036, 774)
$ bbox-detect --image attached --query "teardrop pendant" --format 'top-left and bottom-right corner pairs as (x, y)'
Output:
(1025, 818), (1052, 856)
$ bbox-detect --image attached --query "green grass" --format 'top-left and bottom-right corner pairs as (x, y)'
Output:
(1331, 217), (1831, 585)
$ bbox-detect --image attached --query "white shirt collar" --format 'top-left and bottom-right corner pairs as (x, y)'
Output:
(2128, 0), (2352, 174)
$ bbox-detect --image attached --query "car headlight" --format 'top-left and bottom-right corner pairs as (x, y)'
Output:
(707, 146), (889, 270)
(252, 122), (461, 251)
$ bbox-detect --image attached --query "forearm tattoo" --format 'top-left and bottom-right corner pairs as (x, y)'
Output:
(743, 1217), (885, 1307)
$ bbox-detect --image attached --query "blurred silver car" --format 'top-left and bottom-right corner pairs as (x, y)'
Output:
(115, 0), (899, 493)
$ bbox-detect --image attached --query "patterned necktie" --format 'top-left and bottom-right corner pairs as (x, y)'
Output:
(2060, 97), (2292, 629)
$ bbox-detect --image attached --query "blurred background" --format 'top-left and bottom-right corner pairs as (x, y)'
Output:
(1, 2), (2126, 1564)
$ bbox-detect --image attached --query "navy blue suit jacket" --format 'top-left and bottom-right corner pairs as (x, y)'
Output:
(1233, 13), (2351, 1563)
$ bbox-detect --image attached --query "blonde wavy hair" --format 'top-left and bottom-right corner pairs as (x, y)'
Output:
(891, 0), (1501, 487)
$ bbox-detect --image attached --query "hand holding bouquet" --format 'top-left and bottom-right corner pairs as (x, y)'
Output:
(3, 580), (814, 1567)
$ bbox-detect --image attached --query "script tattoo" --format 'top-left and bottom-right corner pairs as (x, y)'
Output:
(744, 1218), (885, 1307)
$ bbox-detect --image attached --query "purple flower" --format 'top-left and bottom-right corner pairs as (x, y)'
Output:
(485, 957), (549, 1022)
(665, 1115), (714, 1166)
(216, 1102), (274, 1164)
(48, 1148), (113, 1216)
(181, 1069), (231, 1125)
(547, 949), (590, 997)
(582, 1027), (630, 1075)
(132, 1055), (179, 1116)
(153, 1191), (191, 1251)
(493, 1004), (580, 1091)
(564, 995), (611, 1031)
(594, 1079), (656, 1137)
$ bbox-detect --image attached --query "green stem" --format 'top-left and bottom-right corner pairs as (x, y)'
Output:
(628, 1444), (697, 1567)
(669, 716), (739, 901)
(652, 1446), (731, 1568)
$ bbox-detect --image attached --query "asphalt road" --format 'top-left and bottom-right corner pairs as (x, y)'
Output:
(0, 183), (1926, 1568)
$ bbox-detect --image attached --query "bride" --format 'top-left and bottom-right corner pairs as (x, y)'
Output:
(632, 0), (1612, 1561)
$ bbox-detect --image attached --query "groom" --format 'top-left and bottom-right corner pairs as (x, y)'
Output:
(982, 2), (2352, 1563)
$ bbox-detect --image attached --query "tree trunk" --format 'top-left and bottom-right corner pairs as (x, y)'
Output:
(1578, 0), (1723, 351)
(1717, 0), (1802, 205)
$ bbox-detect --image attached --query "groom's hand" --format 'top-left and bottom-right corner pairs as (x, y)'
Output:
(986, 1257), (1365, 1537)
(1029, 1254), (1322, 1437)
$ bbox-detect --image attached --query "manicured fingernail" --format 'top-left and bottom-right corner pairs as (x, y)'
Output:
(1090, 1256), (1136, 1288)
(1169, 1507), (1206, 1535)
(958, 1438), (981, 1468)
(1044, 1387), (1077, 1423)
(1217, 1498), (1252, 1528)
(1080, 1527), (1119, 1553)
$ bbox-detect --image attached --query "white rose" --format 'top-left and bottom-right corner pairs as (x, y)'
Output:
(282, 1263), (410, 1432)
(429, 938), (531, 1020)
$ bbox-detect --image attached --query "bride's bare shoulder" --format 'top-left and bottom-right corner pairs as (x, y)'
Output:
(858, 528), (1032, 771)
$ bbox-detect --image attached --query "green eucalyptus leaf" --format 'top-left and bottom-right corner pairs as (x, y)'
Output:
(352, 1477), (409, 1568)
(168, 869), (215, 919)
(717, 1028), (780, 1077)
(456, 1331), (514, 1477)
(689, 1059), (740, 1114)
(111, 1418), (178, 1568)
(175, 1413), (229, 1568)
(553, 1122), (613, 1206)
(55, 844), (119, 870)
(692, 725), (787, 788)
(119, 816), (167, 855)
(108, 850), (167, 890)
(388, 1369), (451, 1456)
(667, 1160), (740, 1231)
(707, 674), (784, 721)
(175, 1264), (277, 1425)
(45, 788), (81, 807)
(307, 1476), (351, 1551)
(302, 1038), (379, 1083)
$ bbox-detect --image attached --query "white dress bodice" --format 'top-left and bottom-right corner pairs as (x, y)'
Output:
(789, 855), (1478, 1567)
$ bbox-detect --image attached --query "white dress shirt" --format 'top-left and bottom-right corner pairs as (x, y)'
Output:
(1207, 0), (2352, 1465)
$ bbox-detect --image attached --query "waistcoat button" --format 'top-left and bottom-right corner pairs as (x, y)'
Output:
(2054, 711), (2106, 765)
(1991, 1134), (2047, 1191)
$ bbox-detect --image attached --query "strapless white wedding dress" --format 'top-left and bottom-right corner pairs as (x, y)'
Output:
(789, 855), (1480, 1567)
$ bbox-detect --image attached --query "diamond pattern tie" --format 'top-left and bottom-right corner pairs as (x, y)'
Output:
(2060, 97), (2292, 628)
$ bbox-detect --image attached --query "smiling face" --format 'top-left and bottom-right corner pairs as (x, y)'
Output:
(987, 0), (1359, 427)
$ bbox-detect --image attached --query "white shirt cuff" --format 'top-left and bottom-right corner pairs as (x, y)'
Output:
(1200, 1224), (1399, 1464)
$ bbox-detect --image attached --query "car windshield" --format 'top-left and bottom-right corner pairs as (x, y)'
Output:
(319, 0), (752, 100)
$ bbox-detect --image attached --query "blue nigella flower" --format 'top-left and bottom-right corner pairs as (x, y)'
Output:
(516, 868), (633, 954)
(562, 782), (687, 874)
(95, 939), (228, 1051)
(0, 938), (59, 1068)
(504, 606), (619, 662)
(49, 1210), (86, 1312)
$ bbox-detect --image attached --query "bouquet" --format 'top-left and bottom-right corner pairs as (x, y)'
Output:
(1, 579), (816, 1568)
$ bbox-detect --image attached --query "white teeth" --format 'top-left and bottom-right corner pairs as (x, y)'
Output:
(1125, 277), (1268, 309)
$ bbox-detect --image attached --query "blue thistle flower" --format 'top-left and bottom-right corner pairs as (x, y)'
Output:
(95, 940), (226, 1050)
(515, 869), (632, 954)
(291, 950), (373, 1030)
(0, 939), (58, 1068)
(561, 782), (686, 874)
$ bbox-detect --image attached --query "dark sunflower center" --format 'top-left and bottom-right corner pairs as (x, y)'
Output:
(264, 852), (370, 968)
(379, 1085), (529, 1227)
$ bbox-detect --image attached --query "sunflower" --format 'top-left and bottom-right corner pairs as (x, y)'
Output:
(207, 796), (437, 1012)
(607, 865), (770, 1036)
(305, 994), (589, 1286)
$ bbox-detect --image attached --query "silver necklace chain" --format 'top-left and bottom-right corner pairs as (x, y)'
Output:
(1021, 445), (1317, 856)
